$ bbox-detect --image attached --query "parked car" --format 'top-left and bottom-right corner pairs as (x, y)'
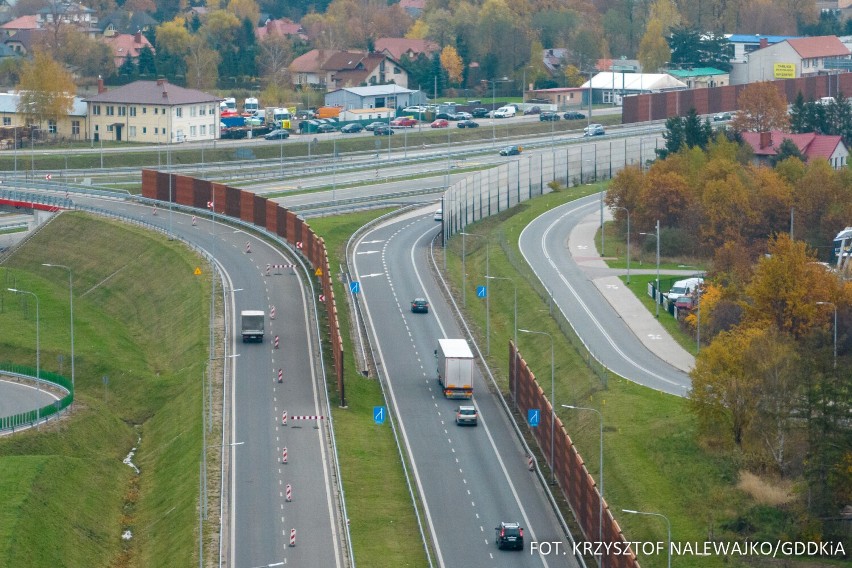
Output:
(583, 123), (605, 136)
(340, 123), (363, 133)
(390, 117), (418, 127)
(674, 295), (695, 311)
(264, 129), (290, 140)
(373, 124), (395, 135)
(523, 106), (541, 115)
(316, 123), (337, 133)
(495, 522), (524, 550)
(499, 145), (522, 156)
(563, 111), (586, 120)
(455, 405), (478, 426)
(454, 111), (473, 120)
(402, 105), (427, 114)
(435, 112), (454, 120)
(456, 119), (479, 128)
(713, 112), (732, 121)
(410, 298), (429, 313)
(471, 107), (490, 118)
(666, 277), (703, 301)
(430, 119), (449, 128)
(364, 121), (385, 131)
(539, 111), (560, 121)
(493, 106), (516, 118)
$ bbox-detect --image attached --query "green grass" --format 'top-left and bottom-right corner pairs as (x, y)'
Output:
(308, 209), (430, 567)
(0, 212), (210, 567)
(440, 186), (773, 568)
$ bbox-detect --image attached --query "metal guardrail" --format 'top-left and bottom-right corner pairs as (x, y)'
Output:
(0, 363), (73, 434)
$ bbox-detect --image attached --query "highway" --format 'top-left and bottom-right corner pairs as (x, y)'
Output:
(352, 208), (579, 567)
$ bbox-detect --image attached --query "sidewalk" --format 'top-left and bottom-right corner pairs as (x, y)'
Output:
(569, 211), (696, 373)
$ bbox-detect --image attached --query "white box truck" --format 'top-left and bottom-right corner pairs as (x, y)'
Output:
(436, 338), (474, 399)
(241, 310), (265, 342)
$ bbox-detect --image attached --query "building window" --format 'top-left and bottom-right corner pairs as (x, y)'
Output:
(142, 127), (147, 134)
(2, 117), (10, 126)
(107, 124), (113, 132)
(190, 125), (197, 136)
(175, 107), (182, 118)
(190, 106), (197, 117)
(118, 106), (126, 116)
(72, 120), (80, 135)
(143, 107), (147, 114)
(129, 126), (136, 137)
(48, 120), (56, 134)
(130, 107), (136, 117)
(154, 107), (158, 114)
(200, 124), (206, 135)
(394, 66), (400, 74)
(92, 105), (101, 115)
(106, 105), (114, 116)
(94, 124), (99, 132)
(154, 127), (158, 134)
(200, 106), (206, 116)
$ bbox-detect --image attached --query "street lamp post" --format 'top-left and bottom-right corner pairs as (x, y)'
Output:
(622, 509), (671, 568)
(563, 404), (604, 560)
(639, 220), (661, 318)
(612, 206), (631, 284)
(816, 301), (838, 369)
(483, 77), (508, 148)
(487, 276), (518, 407)
(42, 264), (74, 389)
(8, 287), (40, 421)
(519, 328), (555, 483)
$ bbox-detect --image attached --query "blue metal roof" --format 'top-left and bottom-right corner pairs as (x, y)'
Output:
(727, 34), (798, 44)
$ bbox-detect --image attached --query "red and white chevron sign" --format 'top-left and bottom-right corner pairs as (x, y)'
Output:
(295, 241), (303, 249)
(44, 173), (52, 180)
(207, 201), (214, 208)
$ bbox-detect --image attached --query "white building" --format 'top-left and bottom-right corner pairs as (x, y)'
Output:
(743, 35), (851, 83)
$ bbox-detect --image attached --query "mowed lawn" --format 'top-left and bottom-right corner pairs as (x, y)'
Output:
(0, 212), (209, 567)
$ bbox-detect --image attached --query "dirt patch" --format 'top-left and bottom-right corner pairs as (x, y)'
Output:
(737, 471), (795, 507)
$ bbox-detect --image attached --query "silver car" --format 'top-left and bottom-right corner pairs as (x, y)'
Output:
(456, 405), (478, 426)
(583, 123), (605, 136)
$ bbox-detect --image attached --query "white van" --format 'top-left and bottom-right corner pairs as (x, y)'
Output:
(666, 277), (703, 301)
(494, 106), (516, 118)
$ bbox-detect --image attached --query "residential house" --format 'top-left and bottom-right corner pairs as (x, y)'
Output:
(666, 67), (729, 88)
(740, 131), (848, 169)
(83, 78), (221, 143)
(103, 31), (154, 68)
(256, 18), (307, 41)
(289, 49), (408, 90)
(36, 2), (98, 36)
(742, 35), (850, 83)
(0, 0), (16, 24)
(526, 87), (586, 109)
(99, 10), (156, 37)
(0, 92), (87, 140)
(726, 34), (798, 64)
(582, 72), (687, 105)
(399, 0), (426, 17)
(324, 85), (427, 110)
(3, 28), (47, 56)
(542, 48), (570, 76)
(374, 38), (438, 62)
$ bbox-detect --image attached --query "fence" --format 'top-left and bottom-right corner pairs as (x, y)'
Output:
(0, 363), (73, 433)
(509, 342), (640, 568)
(140, 170), (346, 404)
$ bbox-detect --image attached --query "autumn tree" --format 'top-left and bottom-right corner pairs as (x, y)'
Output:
(227, 0), (260, 27)
(257, 35), (292, 87)
(637, 18), (670, 72)
(730, 81), (790, 133)
(440, 45), (463, 85)
(155, 18), (192, 81)
(16, 49), (75, 132)
(186, 37), (220, 90)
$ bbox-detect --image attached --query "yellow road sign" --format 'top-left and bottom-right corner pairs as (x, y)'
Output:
(315, 267), (323, 276)
(194, 267), (202, 275)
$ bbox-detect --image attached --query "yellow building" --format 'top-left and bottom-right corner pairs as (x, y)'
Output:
(0, 92), (87, 143)
(83, 78), (222, 143)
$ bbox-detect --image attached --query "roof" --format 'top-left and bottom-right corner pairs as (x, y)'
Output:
(785, 36), (850, 58)
(1, 14), (38, 30)
(0, 92), (86, 116)
(667, 67), (728, 78)
(374, 37), (438, 60)
(582, 72), (687, 91)
(726, 34), (797, 44)
(331, 85), (416, 96)
(103, 32), (154, 65)
(438, 338), (474, 358)
(82, 80), (220, 105)
(322, 51), (370, 71)
(529, 87), (586, 93)
(399, 0), (426, 14)
(740, 131), (845, 160)
(289, 49), (326, 73)
(256, 18), (306, 41)
(100, 10), (157, 34)
(344, 107), (393, 115)
(3, 28), (48, 51)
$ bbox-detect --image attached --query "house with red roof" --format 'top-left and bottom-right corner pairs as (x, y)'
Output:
(399, 0), (426, 17)
(740, 131), (848, 169)
(289, 49), (408, 90)
(745, 35), (851, 82)
(102, 31), (154, 68)
(374, 38), (438, 62)
(256, 18), (307, 41)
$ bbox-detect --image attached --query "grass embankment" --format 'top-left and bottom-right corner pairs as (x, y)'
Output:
(439, 187), (778, 568)
(0, 212), (211, 567)
(309, 210), (430, 567)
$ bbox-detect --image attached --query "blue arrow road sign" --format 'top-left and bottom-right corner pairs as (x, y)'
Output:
(350, 281), (361, 294)
(476, 285), (487, 298)
(374, 406), (386, 425)
(527, 409), (540, 427)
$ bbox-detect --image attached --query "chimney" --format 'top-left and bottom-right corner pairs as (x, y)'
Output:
(759, 131), (772, 149)
(157, 78), (165, 86)
(759, 37), (768, 49)
(97, 75), (105, 94)
(134, 30), (142, 44)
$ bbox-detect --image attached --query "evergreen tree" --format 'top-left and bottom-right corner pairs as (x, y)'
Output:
(658, 115), (685, 159)
(771, 138), (804, 166)
(119, 53), (137, 77)
(683, 108), (712, 149)
(789, 92), (807, 133)
(137, 45), (157, 77)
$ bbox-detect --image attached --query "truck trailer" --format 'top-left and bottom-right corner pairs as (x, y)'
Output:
(241, 310), (265, 342)
(436, 338), (474, 399)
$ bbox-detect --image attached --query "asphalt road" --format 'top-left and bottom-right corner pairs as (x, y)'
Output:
(0, 379), (59, 420)
(519, 193), (691, 395)
(353, 207), (579, 568)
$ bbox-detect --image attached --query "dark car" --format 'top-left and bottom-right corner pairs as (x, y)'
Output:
(364, 121), (386, 131)
(713, 112), (732, 121)
(264, 129), (290, 140)
(316, 123), (337, 133)
(471, 107), (489, 118)
(563, 111), (586, 120)
(539, 111), (560, 122)
(373, 124), (395, 135)
(523, 106), (541, 115)
(495, 522), (524, 550)
(457, 119), (479, 128)
(340, 123), (364, 133)
(499, 145), (521, 156)
(435, 112), (453, 120)
(410, 298), (429, 313)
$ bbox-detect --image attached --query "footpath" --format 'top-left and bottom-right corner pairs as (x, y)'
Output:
(570, 210), (697, 373)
